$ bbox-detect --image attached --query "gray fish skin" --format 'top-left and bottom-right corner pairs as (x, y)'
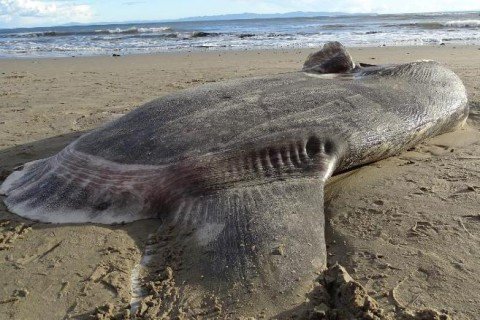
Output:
(0, 42), (468, 316)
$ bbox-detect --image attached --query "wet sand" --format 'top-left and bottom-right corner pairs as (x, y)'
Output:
(0, 45), (479, 319)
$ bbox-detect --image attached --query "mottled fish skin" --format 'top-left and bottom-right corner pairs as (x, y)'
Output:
(0, 42), (469, 317)
(1, 58), (467, 223)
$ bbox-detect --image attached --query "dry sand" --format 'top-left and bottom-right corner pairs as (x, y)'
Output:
(0, 45), (479, 319)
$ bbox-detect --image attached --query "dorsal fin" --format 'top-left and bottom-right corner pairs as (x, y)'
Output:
(302, 41), (355, 74)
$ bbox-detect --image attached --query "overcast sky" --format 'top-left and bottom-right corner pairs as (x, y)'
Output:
(1, 0), (479, 28)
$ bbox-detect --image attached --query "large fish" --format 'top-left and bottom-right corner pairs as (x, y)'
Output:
(0, 42), (468, 317)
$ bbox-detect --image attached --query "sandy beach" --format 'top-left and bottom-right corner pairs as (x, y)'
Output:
(0, 45), (479, 319)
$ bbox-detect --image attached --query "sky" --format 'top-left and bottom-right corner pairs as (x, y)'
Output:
(0, 0), (479, 29)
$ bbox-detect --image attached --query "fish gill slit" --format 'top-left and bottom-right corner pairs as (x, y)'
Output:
(268, 148), (282, 170)
(290, 143), (302, 167)
(298, 141), (309, 164)
(212, 135), (336, 187)
(305, 135), (322, 159)
(253, 151), (263, 173)
(280, 146), (294, 170)
(245, 139), (313, 179)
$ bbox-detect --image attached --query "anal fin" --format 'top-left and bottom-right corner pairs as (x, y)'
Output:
(135, 178), (328, 318)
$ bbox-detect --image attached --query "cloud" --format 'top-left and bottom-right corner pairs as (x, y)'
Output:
(328, 0), (480, 13)
(0, 0), (93, 27)
(230, 0), (480, 13)
(122, 1), (146, 5)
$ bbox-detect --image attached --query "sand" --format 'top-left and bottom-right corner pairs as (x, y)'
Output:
(0, 45), (479, 319)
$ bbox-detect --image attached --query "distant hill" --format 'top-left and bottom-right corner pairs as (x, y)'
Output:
(8, 11), (361, 30)
(175, 11), (356, 22)
(57, 11), (357, 27)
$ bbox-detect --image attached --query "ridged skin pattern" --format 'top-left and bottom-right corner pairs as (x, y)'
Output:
(1, 60), (467, 223)
(0, 44), (469, 316)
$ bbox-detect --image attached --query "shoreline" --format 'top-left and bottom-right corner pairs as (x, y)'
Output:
(0, 43), (479, 61)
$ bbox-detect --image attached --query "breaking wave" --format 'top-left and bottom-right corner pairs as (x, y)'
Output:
(391, 20), (480, 29)
(443, 20), (480, 28)
(98, 26), (173, 34)
(1, 12), (480, 58)
(190, 31), (220, 38)
(7, 26), (174, 38)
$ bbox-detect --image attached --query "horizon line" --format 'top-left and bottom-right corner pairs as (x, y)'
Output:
(1, 9), (478, 31)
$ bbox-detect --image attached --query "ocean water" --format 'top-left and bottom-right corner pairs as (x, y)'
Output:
(0, 11), (479, 58)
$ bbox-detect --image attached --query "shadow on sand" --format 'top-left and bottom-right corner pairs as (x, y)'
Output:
(0, 132), (161, 319)
(0, 131), (86, 176)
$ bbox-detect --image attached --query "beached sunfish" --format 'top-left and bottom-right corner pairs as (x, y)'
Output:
(0, 42), (468, 317)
